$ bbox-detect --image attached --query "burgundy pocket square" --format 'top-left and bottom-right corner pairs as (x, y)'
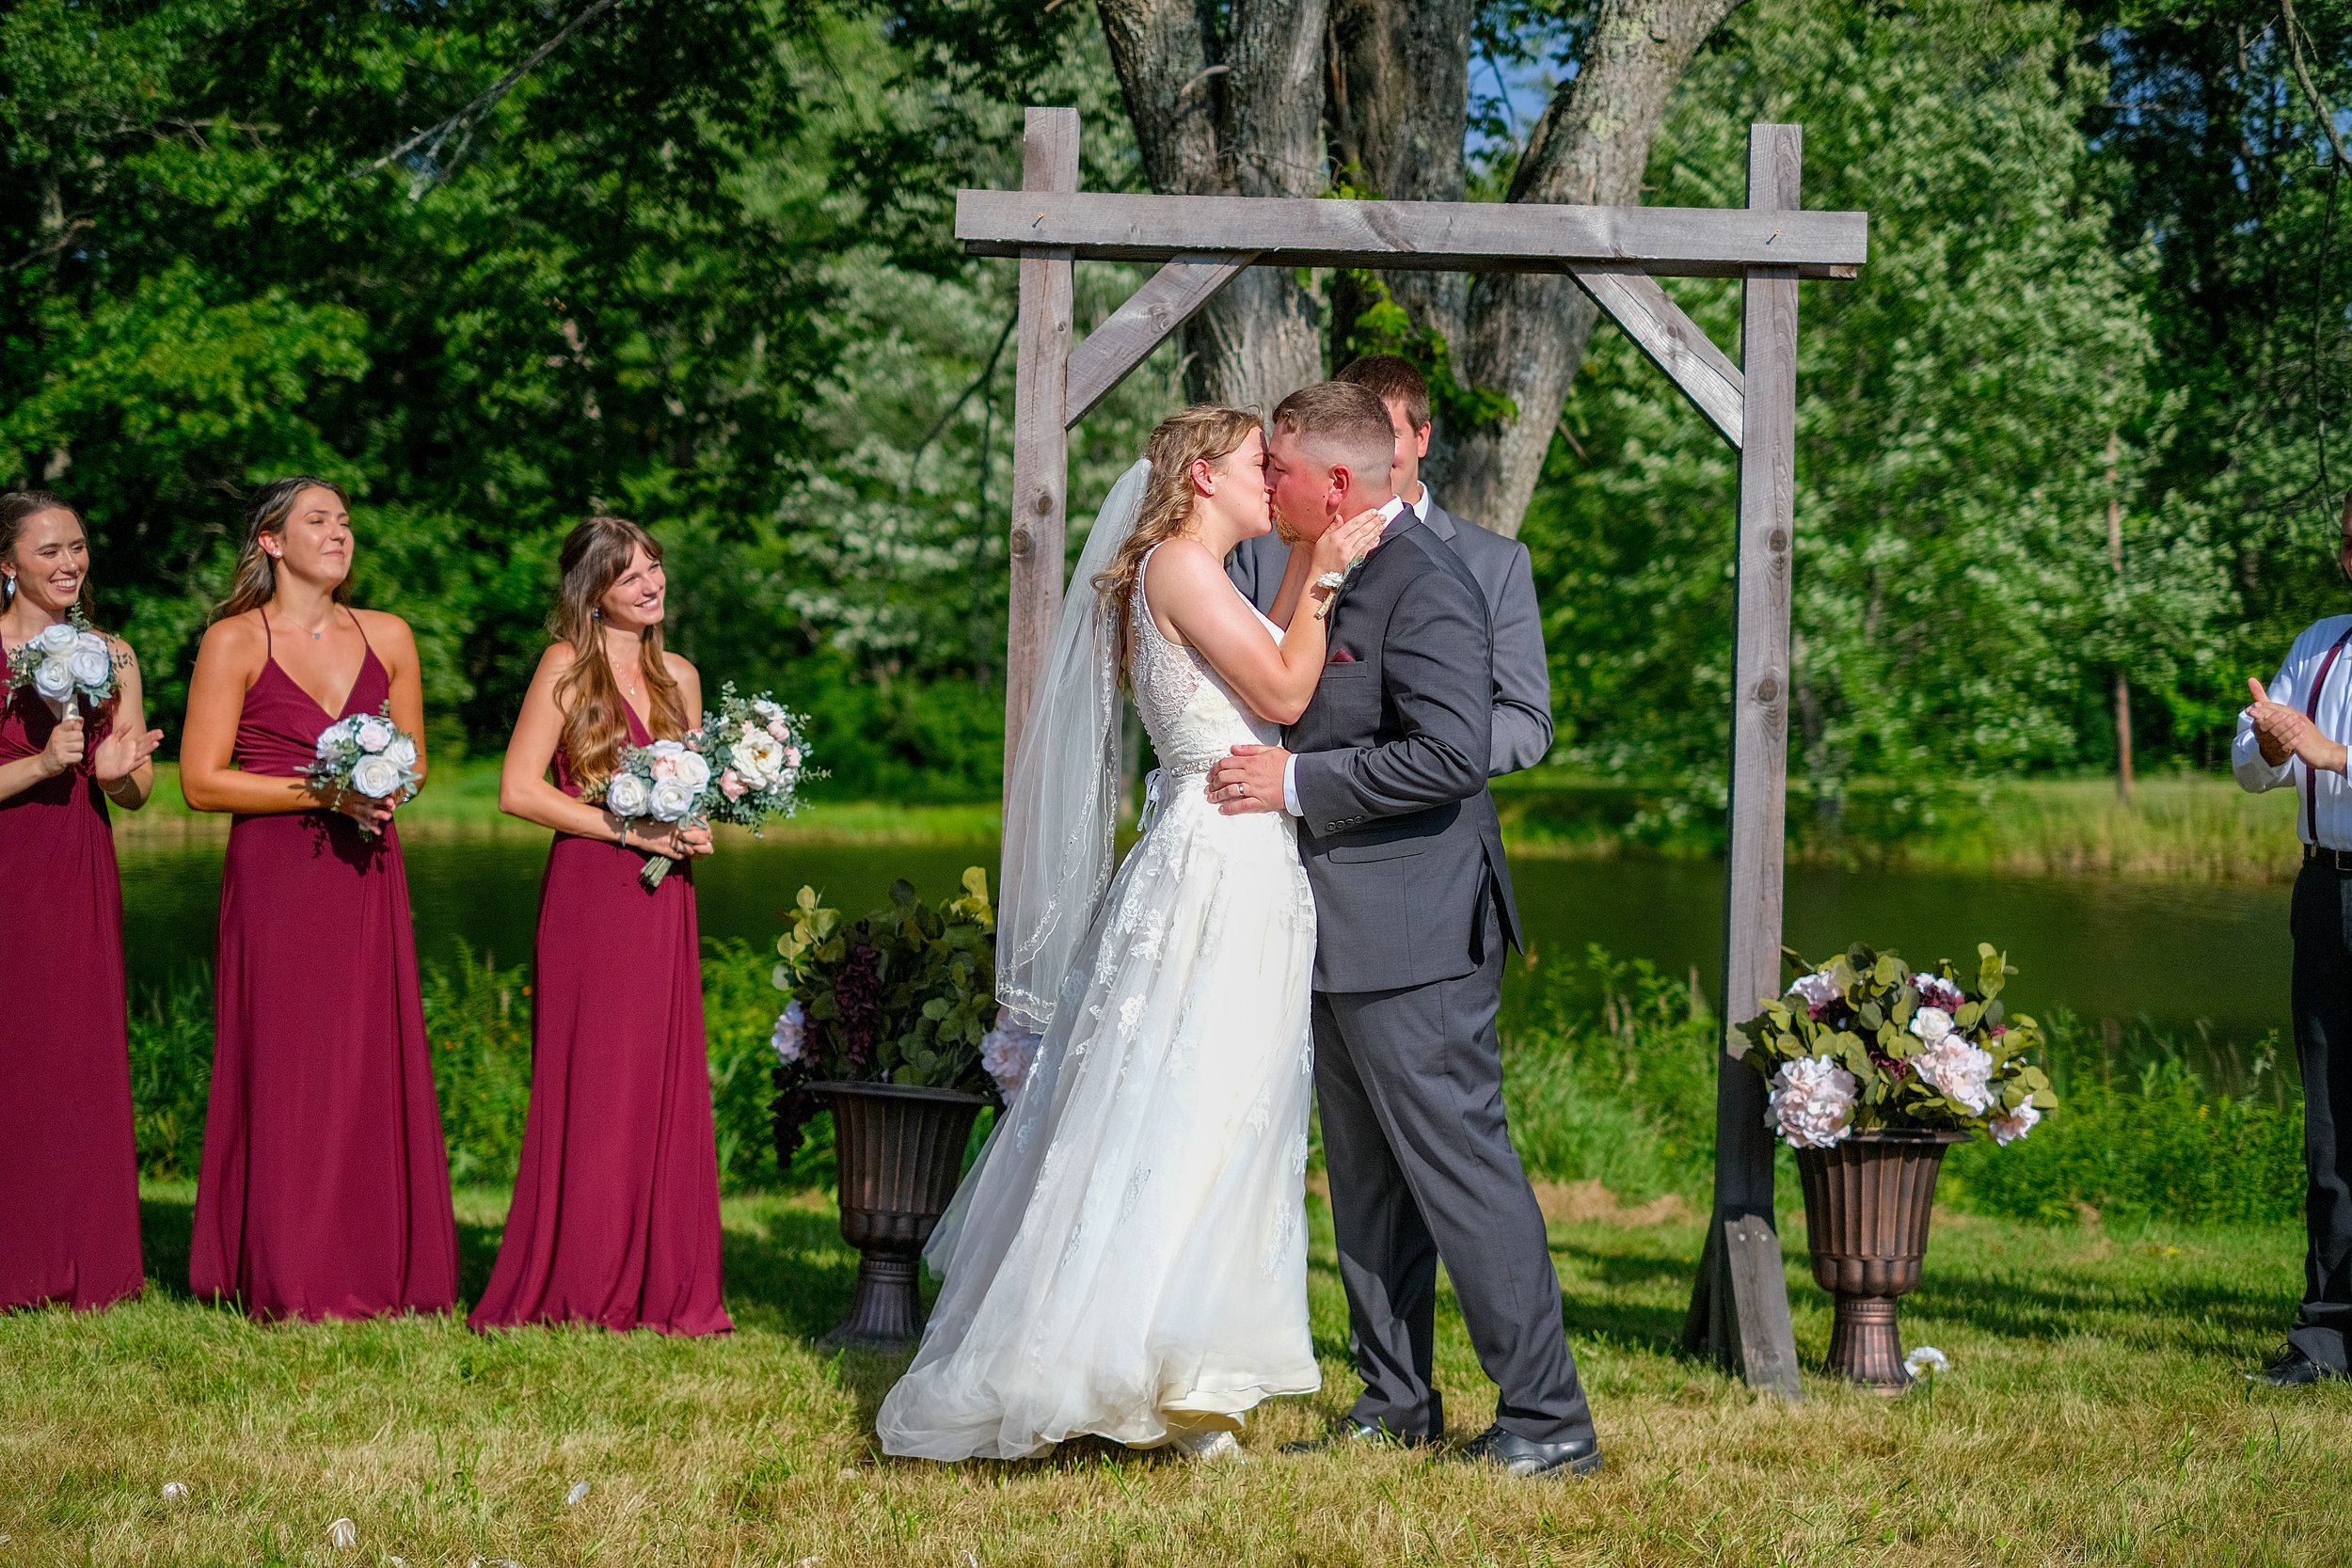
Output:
(1328, 649), (1359, 664)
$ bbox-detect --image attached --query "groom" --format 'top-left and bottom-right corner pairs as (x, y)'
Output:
(1206, 382), (1601, 1479)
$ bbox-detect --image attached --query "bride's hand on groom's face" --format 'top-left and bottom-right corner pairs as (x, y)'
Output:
(1207, 744), (1289, 816)
(1311, 508), (1388, 578)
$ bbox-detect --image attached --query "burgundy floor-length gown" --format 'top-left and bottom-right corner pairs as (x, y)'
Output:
(189, 620), (457, 1321)
(0, 680), (144, 1311)
(468, 705), (731, 1335)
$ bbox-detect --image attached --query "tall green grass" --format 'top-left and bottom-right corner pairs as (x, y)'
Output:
(126, 942), (2308, 1227)
(1498, 948), (2308, 1227)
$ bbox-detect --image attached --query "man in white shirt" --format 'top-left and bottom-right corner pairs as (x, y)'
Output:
(2236, 496), (2352, 1386)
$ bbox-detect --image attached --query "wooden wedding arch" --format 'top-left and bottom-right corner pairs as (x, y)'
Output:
(959, 107), (1867, 1396)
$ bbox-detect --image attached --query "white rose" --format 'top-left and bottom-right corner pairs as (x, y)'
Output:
(66, 642), (110, 688)
(74, 629), (107, 656)
(354, 717), (394, 752)
(648, 777), (695, 822)
(383, 734), (418, 769)
(672, 749), (711, 791)
(605, 772), (652, 817)
(1787, 967), (1841, 1009)
(33, 622), (76, 655)
(1908, 1006), (1955, 1046)
(731, 731), (786, 784)
(1912, 1035), (1996, 1115)
(1766, 1055), (1857, 1149)
(1988, 1099), (2042, 1146)
(753, 698), (784, 722)
(349, 753), (405, 799)
(32, 656), (73, 703)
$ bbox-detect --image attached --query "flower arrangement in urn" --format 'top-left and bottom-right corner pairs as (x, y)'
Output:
(768, 869), (1008, 1347)
(1736, 942), (2058, 1393)
(769, 868), (1003, 1162)
(1738, 942), (2056, 1148)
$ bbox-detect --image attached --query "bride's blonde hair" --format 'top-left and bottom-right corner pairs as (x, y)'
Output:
(1091, 405), (1263, 678)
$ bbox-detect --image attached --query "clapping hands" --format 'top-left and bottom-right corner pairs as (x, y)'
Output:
(2247, 677), (2348, 775)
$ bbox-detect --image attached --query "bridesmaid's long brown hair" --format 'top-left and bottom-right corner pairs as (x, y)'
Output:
(216, 476), (352, 620)
(551, 515), (687, 791)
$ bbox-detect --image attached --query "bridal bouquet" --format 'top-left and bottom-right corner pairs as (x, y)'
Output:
(7, 611), (116, 719)
(602, 685), (816, 890)
(306, 703), (421, 836)
(769, 870), (1000, 1164)
(1736, 943), (2056, 1150)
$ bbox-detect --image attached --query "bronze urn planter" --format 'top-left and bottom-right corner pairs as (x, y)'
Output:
(810, 1080), (990, 1351)
(1793, 1127), (1971, 1394)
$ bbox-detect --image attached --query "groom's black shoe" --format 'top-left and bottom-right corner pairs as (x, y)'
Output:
(2249, 1343), (2347, 1387)
(1279, 1418), (1434, 1454)
(1451, 1425), (1604, 1480)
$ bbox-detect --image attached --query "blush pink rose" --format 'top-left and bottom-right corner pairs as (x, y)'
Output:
(720, 768), (748, 800)
(650, 753), (678, 781)
(767, 718), (792, 742)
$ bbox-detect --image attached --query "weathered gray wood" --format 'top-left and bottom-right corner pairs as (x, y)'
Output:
(1062, 250), (1259, 429)
(1002, 107), (1079, 791)
(1569, 262), (1744, 449)
(1726, 1213), (1804, 1400)
(1687, 122), (1804, 1395)
(957, 188), (1867, 277)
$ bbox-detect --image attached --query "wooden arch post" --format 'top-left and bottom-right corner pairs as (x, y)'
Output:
(966, 109), (1863, 1397)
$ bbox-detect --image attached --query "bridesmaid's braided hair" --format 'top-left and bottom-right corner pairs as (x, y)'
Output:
(217, 477), (352, 620)
(0, 490), (87, 616)
(1092, 405), (1263, 682)
(549, 515), (687, 793)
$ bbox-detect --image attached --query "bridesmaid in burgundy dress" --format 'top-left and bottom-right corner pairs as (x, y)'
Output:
(0, 492), (164, 1311)
(469, 515), (730, 1336)
(180, 477), (457, 1322)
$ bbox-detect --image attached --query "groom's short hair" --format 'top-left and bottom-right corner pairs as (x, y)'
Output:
(1337, 355), (1432, 433)
(1270, 382), (1397, 486)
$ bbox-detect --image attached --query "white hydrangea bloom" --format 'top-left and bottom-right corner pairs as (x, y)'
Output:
(1988, 1099), (2042, 1146)
(1767, 1055), (1858, 1148)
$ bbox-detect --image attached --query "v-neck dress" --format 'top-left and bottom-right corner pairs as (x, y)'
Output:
(468, 701), (731, 1336)
(188, 617), (458, 1321)
(0, 665), (144, 1311)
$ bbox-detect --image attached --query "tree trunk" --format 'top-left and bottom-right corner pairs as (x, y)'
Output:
(1325, 0), (1473, 354)
(1098, 0), (1329, 411)
(1442, 0), (1745, 536)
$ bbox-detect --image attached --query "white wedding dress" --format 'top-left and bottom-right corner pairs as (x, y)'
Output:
(876, 548), (1320, 1461)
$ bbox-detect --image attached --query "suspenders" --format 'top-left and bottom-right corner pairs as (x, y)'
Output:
(2305, 625), (2352, 846)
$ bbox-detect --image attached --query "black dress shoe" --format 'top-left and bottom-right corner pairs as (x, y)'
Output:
(1451, 1424), (1604, 1479)
(1279, 1418), (1433, 1454)
(2249, 1344), (2348, 1387)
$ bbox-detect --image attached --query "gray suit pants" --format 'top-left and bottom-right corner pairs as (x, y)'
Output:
(1311, 883), (1596, 1444)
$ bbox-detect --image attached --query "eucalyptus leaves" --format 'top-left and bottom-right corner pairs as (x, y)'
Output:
(1738, 943), (2057, 1150)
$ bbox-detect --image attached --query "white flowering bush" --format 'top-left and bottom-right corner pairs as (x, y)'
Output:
(1738, 942), (2057, 1147)
(7, 608), (117, 718)
(603, 684), (819, 890)
(305, 701), (421, 836)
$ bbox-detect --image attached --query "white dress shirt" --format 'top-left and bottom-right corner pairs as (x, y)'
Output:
(1281, 495), (1411, 816)
(2235, 611), (2352, 847)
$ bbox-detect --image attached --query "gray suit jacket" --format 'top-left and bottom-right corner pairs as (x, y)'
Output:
(1278, 513), (1523, 993)
(1227, 497), (1552, 774)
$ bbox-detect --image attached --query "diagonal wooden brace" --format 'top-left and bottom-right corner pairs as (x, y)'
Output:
(1064, 251), (1260, 428)
(1568, 263), (1744, 450)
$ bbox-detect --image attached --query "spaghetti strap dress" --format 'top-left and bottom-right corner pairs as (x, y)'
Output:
(188, 614), (458, 1321)
(0, 673), (144, 1311)
(468, 703), (731, 1335)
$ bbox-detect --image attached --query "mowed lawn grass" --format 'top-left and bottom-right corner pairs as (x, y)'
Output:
(3, 1186), (2345, 1566)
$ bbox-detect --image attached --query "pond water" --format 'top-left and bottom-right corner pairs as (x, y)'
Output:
(117, 830), (2294, 1082)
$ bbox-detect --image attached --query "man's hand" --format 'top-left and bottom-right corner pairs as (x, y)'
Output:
(1206, 743), (1290, 816)
(2248, 677), (2349, 774)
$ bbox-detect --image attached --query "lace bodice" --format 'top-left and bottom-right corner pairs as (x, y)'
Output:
(1129, 546), (1284, 779)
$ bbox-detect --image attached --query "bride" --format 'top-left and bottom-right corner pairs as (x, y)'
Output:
(876, 406), (1383, 1463)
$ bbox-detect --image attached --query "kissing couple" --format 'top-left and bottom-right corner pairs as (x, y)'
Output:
(876, 361), (1601, 1480)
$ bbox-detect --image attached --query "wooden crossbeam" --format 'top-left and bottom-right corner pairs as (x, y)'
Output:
(1063, 251), (1260, 428)
(959, 189), (1866, 278)
(1569, 263), (1744, 450)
